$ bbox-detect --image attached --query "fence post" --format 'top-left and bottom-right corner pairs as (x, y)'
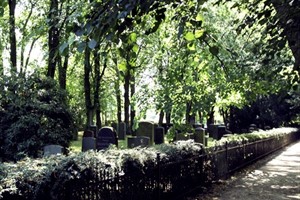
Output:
(156, 152), (161, 200)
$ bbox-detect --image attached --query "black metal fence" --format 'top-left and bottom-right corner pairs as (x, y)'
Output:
(2, 131), (299, 200)
(62, 131), (299, 200)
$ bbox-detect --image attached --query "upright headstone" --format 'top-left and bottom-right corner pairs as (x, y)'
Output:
(208, 124), (219, 138)
(118, 122), (126, 140)
(88, 125), (98, 136)
(176, 133), (193, 141)
(43, 145), (63, 156)
(96, 126), (118, 150)
(136, 121), (155, 145)
(194, 127), (207, 146)
(83, 130), (94, 138)
(127, 136), (150, 148)
(82, 137), (96, 151)
(217, 126), (226, 140)
(154, 126), (165, 144)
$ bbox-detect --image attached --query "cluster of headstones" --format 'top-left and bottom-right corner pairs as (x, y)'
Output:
(81, 121), (166, 151)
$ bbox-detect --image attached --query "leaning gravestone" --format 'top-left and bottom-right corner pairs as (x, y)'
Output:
(154, 126), (165, 144)
(96, 126), (118, 150)
(136, 121), (155, 145)
(127, 136), (150, 148)
(43, 145), (63, 156)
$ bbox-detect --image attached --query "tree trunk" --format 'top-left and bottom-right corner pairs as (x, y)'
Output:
(94, 48), (101, 128)
(158, 110), (164, 126)
(47, 0), (59, 78)
(8, 0), (17, 73)
(207, 106), (215, 127)
(124, 69), (131, 134)
(130, 74), (135, 133)
(84, 46), (93, 127)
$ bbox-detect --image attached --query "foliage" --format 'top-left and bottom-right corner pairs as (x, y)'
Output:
(0, 74), (76, 161)
(209, 127), (298, 150)
(1, 127), (297, 199)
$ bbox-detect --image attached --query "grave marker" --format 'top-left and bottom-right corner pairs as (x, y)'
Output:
(154, 126), (165, 144)
(136, 121), (155, 145)
(127, 136), (150, 148)
(96, 126), (118, 150)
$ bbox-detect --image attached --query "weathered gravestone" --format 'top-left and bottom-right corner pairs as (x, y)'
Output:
(127, 136), (150, 148)
(136, 121), (155, 145)
(154, 126), (165, 144)
(88, 125), (98, 136)
(43, 145), (63, 156)
(82, 137), (96, 151)
(194, 127), (207, 146)
(176, 132), (194, 141)
(96, 126), (118, 150)
(118, 122), (126, 139)
(83, 130), (94, 138)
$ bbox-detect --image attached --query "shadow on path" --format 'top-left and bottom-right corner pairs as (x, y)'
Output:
(187, 141), (300, 200)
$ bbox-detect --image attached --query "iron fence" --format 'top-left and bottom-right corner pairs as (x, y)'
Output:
(2, 131), (299, 200)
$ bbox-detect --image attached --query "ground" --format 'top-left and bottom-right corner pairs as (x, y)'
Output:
(186, 141), (300, 200)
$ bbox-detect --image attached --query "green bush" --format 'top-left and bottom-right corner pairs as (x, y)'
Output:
(0, 74), (76, 161)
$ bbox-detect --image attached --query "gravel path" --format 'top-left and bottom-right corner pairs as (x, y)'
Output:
(186, 141), (300, 200)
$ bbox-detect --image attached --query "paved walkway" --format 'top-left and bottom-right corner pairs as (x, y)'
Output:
(189, 141), (300, 200)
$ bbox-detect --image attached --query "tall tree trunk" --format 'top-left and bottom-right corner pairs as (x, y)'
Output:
(8, 0), (17, 73)
(47, 0), (59, 78)
(113, 59), (122, 123)
(94, 48), (101, 128)
(185, 101), (195, 125)
(84, 46), (93, 127)
(207, 106), (215, 127)
(124, 68), (131, 134)
(166, 111), (171, 125)
(130, 74), (135, 133)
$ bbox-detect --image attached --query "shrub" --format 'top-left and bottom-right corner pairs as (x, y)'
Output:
(0, 74), (76, 161)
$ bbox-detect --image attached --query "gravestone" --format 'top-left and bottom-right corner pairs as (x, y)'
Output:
(136, 121), (155, 145)
(249, 124), (257, 132)
(216, 126), (226, 140)
(176, 133), (193, 141)
(88, 125), (98, 136)
(96, 126), (118, 150)
(127, 136), (150, 148)
(208, 124), (219, 138)
(43, 145), (63, 156)
(82, 137), (96, 151)
(118, 122), (126, 140)
(83, 130), (94, 138)
(154, 126), (165, 144)
(194, 127), (207, 146)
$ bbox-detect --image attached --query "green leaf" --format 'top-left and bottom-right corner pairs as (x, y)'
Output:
(184, 32), (195, 41)
(118, 61), (127, 72)
(195, 29), (204, 38)
(88, 39), (97, 49)
(77, 42), (86, 53)
(196, 14), (204, 22)
(209, 46), (219, 56)
(59, 42), (68, 54)
(187, 42), (196, 51)
(132, 44), (139, 53)
(129, 32), (137, 43)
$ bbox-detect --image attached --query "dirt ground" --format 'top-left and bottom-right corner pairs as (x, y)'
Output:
(185, 141), (300, 200)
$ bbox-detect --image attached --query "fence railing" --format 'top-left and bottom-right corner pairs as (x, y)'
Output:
(60, 131), (299, 200)
(2, 131), (299, 200)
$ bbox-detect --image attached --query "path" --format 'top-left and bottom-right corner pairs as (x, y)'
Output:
(187, 141), (300, 200)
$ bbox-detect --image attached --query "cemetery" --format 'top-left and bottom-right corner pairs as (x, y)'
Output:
(1, 0), (300, 199)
